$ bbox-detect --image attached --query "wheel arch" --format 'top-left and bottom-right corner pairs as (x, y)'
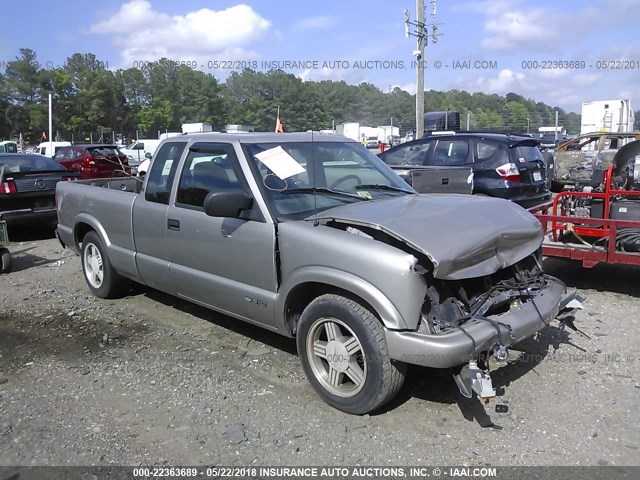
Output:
(278, 267), (411, 336)
(73, 214), (110, 250)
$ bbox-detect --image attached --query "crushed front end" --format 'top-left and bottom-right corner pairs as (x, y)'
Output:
(385, 252), (580, 399)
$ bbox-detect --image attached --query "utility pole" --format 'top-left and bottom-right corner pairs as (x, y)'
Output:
(405, 1), (439, 137)
(416, 0), (425, 137)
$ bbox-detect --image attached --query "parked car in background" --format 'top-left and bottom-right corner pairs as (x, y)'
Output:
(53, 145), (131, 179)
(34, 141), (71, 157)
(0, 141), (18, 153)
(134, 152), (154, 176)
(378, 131), (551, 208)
(539, 133), (563, 150)
(119, 139), (162, 166)
(365, 136), (379, 148)
(0, 154), (80, 227)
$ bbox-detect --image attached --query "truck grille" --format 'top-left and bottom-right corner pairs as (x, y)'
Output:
(14, 177), (60, 193)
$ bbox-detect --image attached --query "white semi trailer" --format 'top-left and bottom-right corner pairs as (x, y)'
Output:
(580, 99), (635, 134)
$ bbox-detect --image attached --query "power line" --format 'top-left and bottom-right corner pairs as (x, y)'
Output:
(404, 1), (442, 136)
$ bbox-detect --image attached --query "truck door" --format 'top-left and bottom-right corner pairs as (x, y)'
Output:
(166, 142), (278, 328)
(132, 141), (186, 291)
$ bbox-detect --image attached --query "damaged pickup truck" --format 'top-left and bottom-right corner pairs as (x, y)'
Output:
(56, 132), (579, 414)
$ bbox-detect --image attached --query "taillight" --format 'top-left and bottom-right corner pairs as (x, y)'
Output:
(0, 180), (17, 194)
(496, 163), (521, 183)
(82, 153), (96, 168)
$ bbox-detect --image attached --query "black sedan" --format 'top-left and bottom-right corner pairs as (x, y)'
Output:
(0, 154), (81, 227)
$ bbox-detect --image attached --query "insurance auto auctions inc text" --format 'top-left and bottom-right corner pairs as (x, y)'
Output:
(235, 466), (498, 478)
(259, 59), (498, 70)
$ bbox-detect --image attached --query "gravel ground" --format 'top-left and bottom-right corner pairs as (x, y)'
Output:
(1, 228), (639, 467)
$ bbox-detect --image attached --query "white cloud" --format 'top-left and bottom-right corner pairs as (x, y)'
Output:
(447, 68), (611, 111)
(90, 0), (164, 34)
(481, 5), (557, 52)
(90, 1), (271, 66)
(396, 82), (416, 95)
(478, 1), (640, 54)
(298, 65), (367, 84)
(458, 68), (526, 92)
(292, 15), (339, 33)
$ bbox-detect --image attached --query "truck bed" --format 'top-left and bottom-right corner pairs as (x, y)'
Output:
(77, 176), (143, 194)
(56, 177), (142, 262)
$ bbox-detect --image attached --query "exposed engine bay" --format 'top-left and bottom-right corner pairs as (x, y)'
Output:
(418, 252), (547, 334)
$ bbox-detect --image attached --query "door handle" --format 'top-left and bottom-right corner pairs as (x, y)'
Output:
(167, 219), (180, 231)
(441, 178), (449, 185)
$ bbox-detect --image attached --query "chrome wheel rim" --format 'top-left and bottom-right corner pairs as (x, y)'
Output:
(83, 243), (104, 288)
(306, 317), (367, 397)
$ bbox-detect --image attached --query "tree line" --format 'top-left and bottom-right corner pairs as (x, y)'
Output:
(0, 48), (611, 145)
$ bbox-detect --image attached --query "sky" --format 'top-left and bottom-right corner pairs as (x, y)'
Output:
(1, 0), (638, 114)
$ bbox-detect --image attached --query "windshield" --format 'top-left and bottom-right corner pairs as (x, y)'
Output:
(87, 146), (121, 156)
(243, 141), (415, 220)
(0, 154), (66, 173)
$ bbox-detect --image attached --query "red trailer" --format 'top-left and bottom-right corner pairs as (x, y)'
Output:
(529, 164), (640, 268)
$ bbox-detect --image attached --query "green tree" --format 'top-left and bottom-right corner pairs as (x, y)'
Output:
(504, 101), (529, 131)
(138, 98), (173, 135)
(2, 48), (50, 142)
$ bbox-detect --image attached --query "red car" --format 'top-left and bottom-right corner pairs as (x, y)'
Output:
(53, 144), (130, 179)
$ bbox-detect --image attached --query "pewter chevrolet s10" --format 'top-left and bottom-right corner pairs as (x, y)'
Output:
(56, 132), (580, 414)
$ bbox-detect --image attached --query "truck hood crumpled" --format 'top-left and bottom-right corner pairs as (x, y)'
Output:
(311, 194), (543, 280)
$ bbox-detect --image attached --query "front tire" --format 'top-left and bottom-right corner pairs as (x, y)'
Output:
(297, 294), (405, 414)
(81, 231), (127, 298)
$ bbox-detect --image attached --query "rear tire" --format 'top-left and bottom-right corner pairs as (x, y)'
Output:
(81, 231), (127, 298)
(297, 294), (405, 414)
(0, 248), (11, 274)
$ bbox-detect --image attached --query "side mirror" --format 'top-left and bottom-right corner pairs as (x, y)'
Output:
(203, 190), (253, 218)
(145, 152), (152, 159)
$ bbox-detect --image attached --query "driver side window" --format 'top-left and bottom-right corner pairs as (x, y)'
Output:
(176, 147), (243, 208)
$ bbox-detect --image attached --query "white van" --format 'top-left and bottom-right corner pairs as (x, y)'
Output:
(120, 139), (162, 166)
(35, 141), (71, 157)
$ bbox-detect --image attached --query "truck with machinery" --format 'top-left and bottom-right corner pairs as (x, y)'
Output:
(56, 132), (578, 415)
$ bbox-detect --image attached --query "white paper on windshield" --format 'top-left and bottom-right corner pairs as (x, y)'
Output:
(255, 146), (306, 179)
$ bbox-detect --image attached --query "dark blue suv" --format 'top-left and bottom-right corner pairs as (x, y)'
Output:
(378, 131), (551, 208)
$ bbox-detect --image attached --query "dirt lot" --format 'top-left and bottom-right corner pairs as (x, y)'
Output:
(1, 228), (639, 467)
